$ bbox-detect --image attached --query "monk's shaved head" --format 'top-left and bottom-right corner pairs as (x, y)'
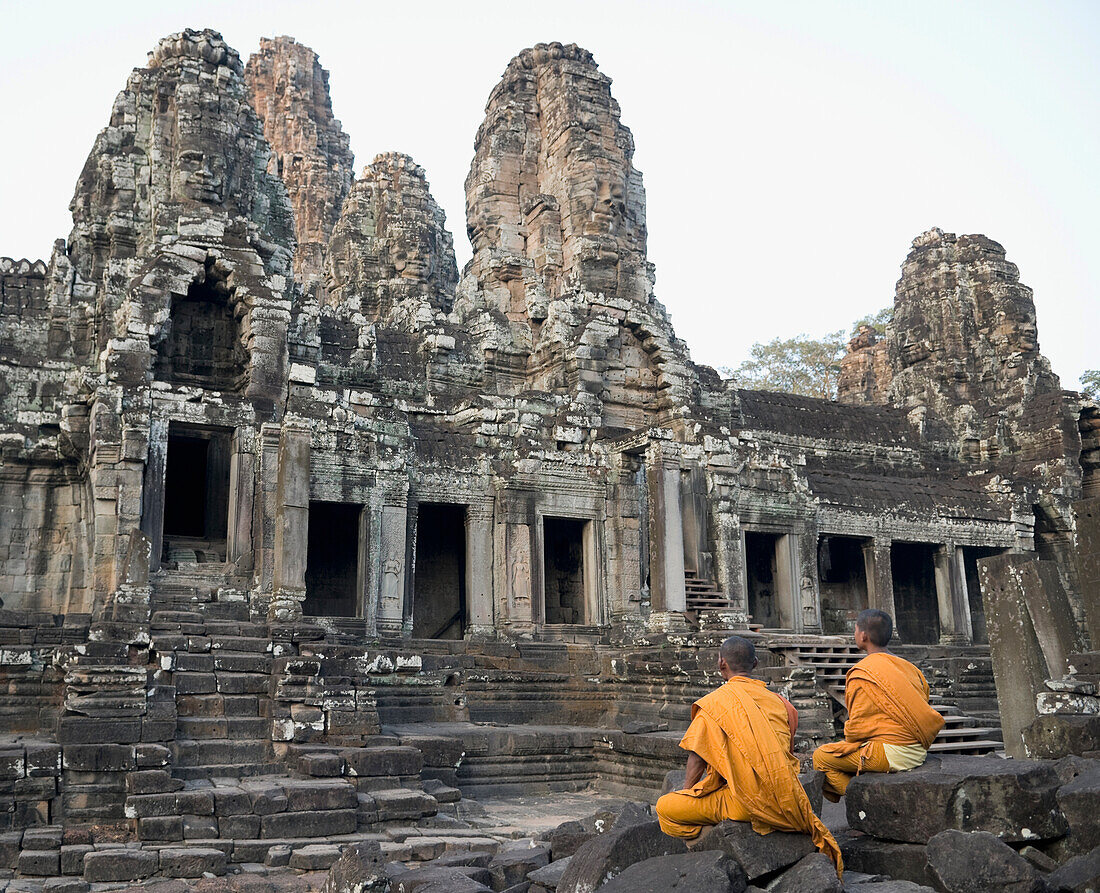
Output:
(856, 609), (893, 647)
(719, 636), (757, 673)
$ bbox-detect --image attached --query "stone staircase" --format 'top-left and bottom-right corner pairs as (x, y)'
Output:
(117, 573), (453, 866)
(685, 571), (731, 613)
(778, 642), (1004, 755)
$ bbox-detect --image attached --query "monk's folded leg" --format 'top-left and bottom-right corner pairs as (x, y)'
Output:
(655, 786), (751, 838)
(813, 741), (890, 801)
(813, 742), (862, 801)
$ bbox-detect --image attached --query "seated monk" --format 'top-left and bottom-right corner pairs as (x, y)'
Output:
(812, 609), (945, 802)
(656, 635), (842, 876)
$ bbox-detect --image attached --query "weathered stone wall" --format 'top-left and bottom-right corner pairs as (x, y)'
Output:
(245, 36), (354, 300)
(327, 153), (458, 318)
(0, 30), (1089, 654)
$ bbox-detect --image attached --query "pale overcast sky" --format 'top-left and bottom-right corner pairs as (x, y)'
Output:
(2, 0), (1095, 388)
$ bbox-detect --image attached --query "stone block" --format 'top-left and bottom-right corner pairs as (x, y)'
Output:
(62, 743), (135, 771)
(18, 849), (60, 876)
(182, 815), (219, 838)
(22, 825), (62, 849)
(488, 844), (549, 888)
(557, 820), (688, 893)
(60, 844), (93, 875)
(244, 781), (288, 815)
(134, 744), (171, 767)
(1045, 845), (1100, 893)
(846, 755), (1067, 843)
(598, 850), (747, 893)
(137, 815), (183, 841)
(260, 808), (357, 838)
(219, 814), (261, 839)
(372, 788), (436, 821)
(265, 844), (292, 867)
(1023, 715), (1100, 759)
(282, 778), (358, 811)
(343, 745), (423, 777)
(159, 846), (227, 877)
(212, 786), (252, 816)
(390, 866), (492, 892)
(1057, 765), (1100, 854)
(768, 852), (842, 893)
(527, 855), (572, 889)
(926, 829), (1042, 893)
(42, 879), (90, 893)
(838, 833), (935, 888)
(691, 820), (815, 882)
(289, 843), (342, 870)
(0, 831), (22, 869)
(126, 769), (183, 794)
(83, 848), (157, 882)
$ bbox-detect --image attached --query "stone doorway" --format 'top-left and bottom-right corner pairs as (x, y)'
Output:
(962, 546), (1002, 645)
(744, 531), (795, 629)
(891, 542), (940, 644)
(818, 535), (870, 635)
(161, 428), (231, 563)
(412, 503), (467, 639)
(305, 501), (362, 616)
(543, 517), (588, 625)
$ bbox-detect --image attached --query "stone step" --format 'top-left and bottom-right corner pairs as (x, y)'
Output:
(171, 763), (284, 781)
(934, 726), (1003, 741)
(176, 717), (270, 739)
(171, 738), (273, 768)
(928, 739), (1004, 754)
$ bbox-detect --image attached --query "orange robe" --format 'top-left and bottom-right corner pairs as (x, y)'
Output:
(841, 652), (944, 750)
(671, 675), (843, 875)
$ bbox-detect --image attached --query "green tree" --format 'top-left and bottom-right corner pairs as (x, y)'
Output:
(850, 305), (893, 337)
(1082, 370), (1100, 399)
(729, 331), (848, 399)
(723, 306), (893, 400)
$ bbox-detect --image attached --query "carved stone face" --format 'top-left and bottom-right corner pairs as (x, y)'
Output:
(991, 312), (1038, 356)
(899, 335), (931, 367)
(171, 148), (229, 205)
(393, 230), (435, 281)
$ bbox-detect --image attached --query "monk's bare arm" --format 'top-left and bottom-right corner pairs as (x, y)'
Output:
(684, 749), (707, 788)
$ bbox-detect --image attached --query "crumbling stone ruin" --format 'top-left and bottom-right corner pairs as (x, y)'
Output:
(0, 27), (1097, 892)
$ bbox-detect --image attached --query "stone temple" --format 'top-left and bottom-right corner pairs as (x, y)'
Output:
(0, 28), (1097, 891)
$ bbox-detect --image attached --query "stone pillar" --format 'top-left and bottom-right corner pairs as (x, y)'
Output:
(934, 543), (969, 645)
(376, 505), (408, 635)
(647, 445), (686, 617)
(495, 520), (536, 633)
(270, 423), (310, 622)
(465, 504), (495, 635)
(953, 545), (974, 643)
(715, 513), (746, 612)
(863, 539), (897, 625)
(775, 533), (799, 631)
(140, 417), (169, 574)
(797, 529), (822, 634)
(582, 520), (604, 626)
(257, 423), (282, 594)
(356, 506), (372, 627)
(226, 428), (256, 572)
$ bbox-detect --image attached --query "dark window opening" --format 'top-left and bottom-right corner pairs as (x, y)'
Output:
(162, 428), (231, 563)
(745, 531), (782, 628)
(155, 262), (247, 390)
(412, 503), (467, 639)
(962, 546), (1002, 645)
(305, 502), (361, 617)
(543, 517), (586, 625)
(818, 535), (870, 635)
(891, 542), (940, 644)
